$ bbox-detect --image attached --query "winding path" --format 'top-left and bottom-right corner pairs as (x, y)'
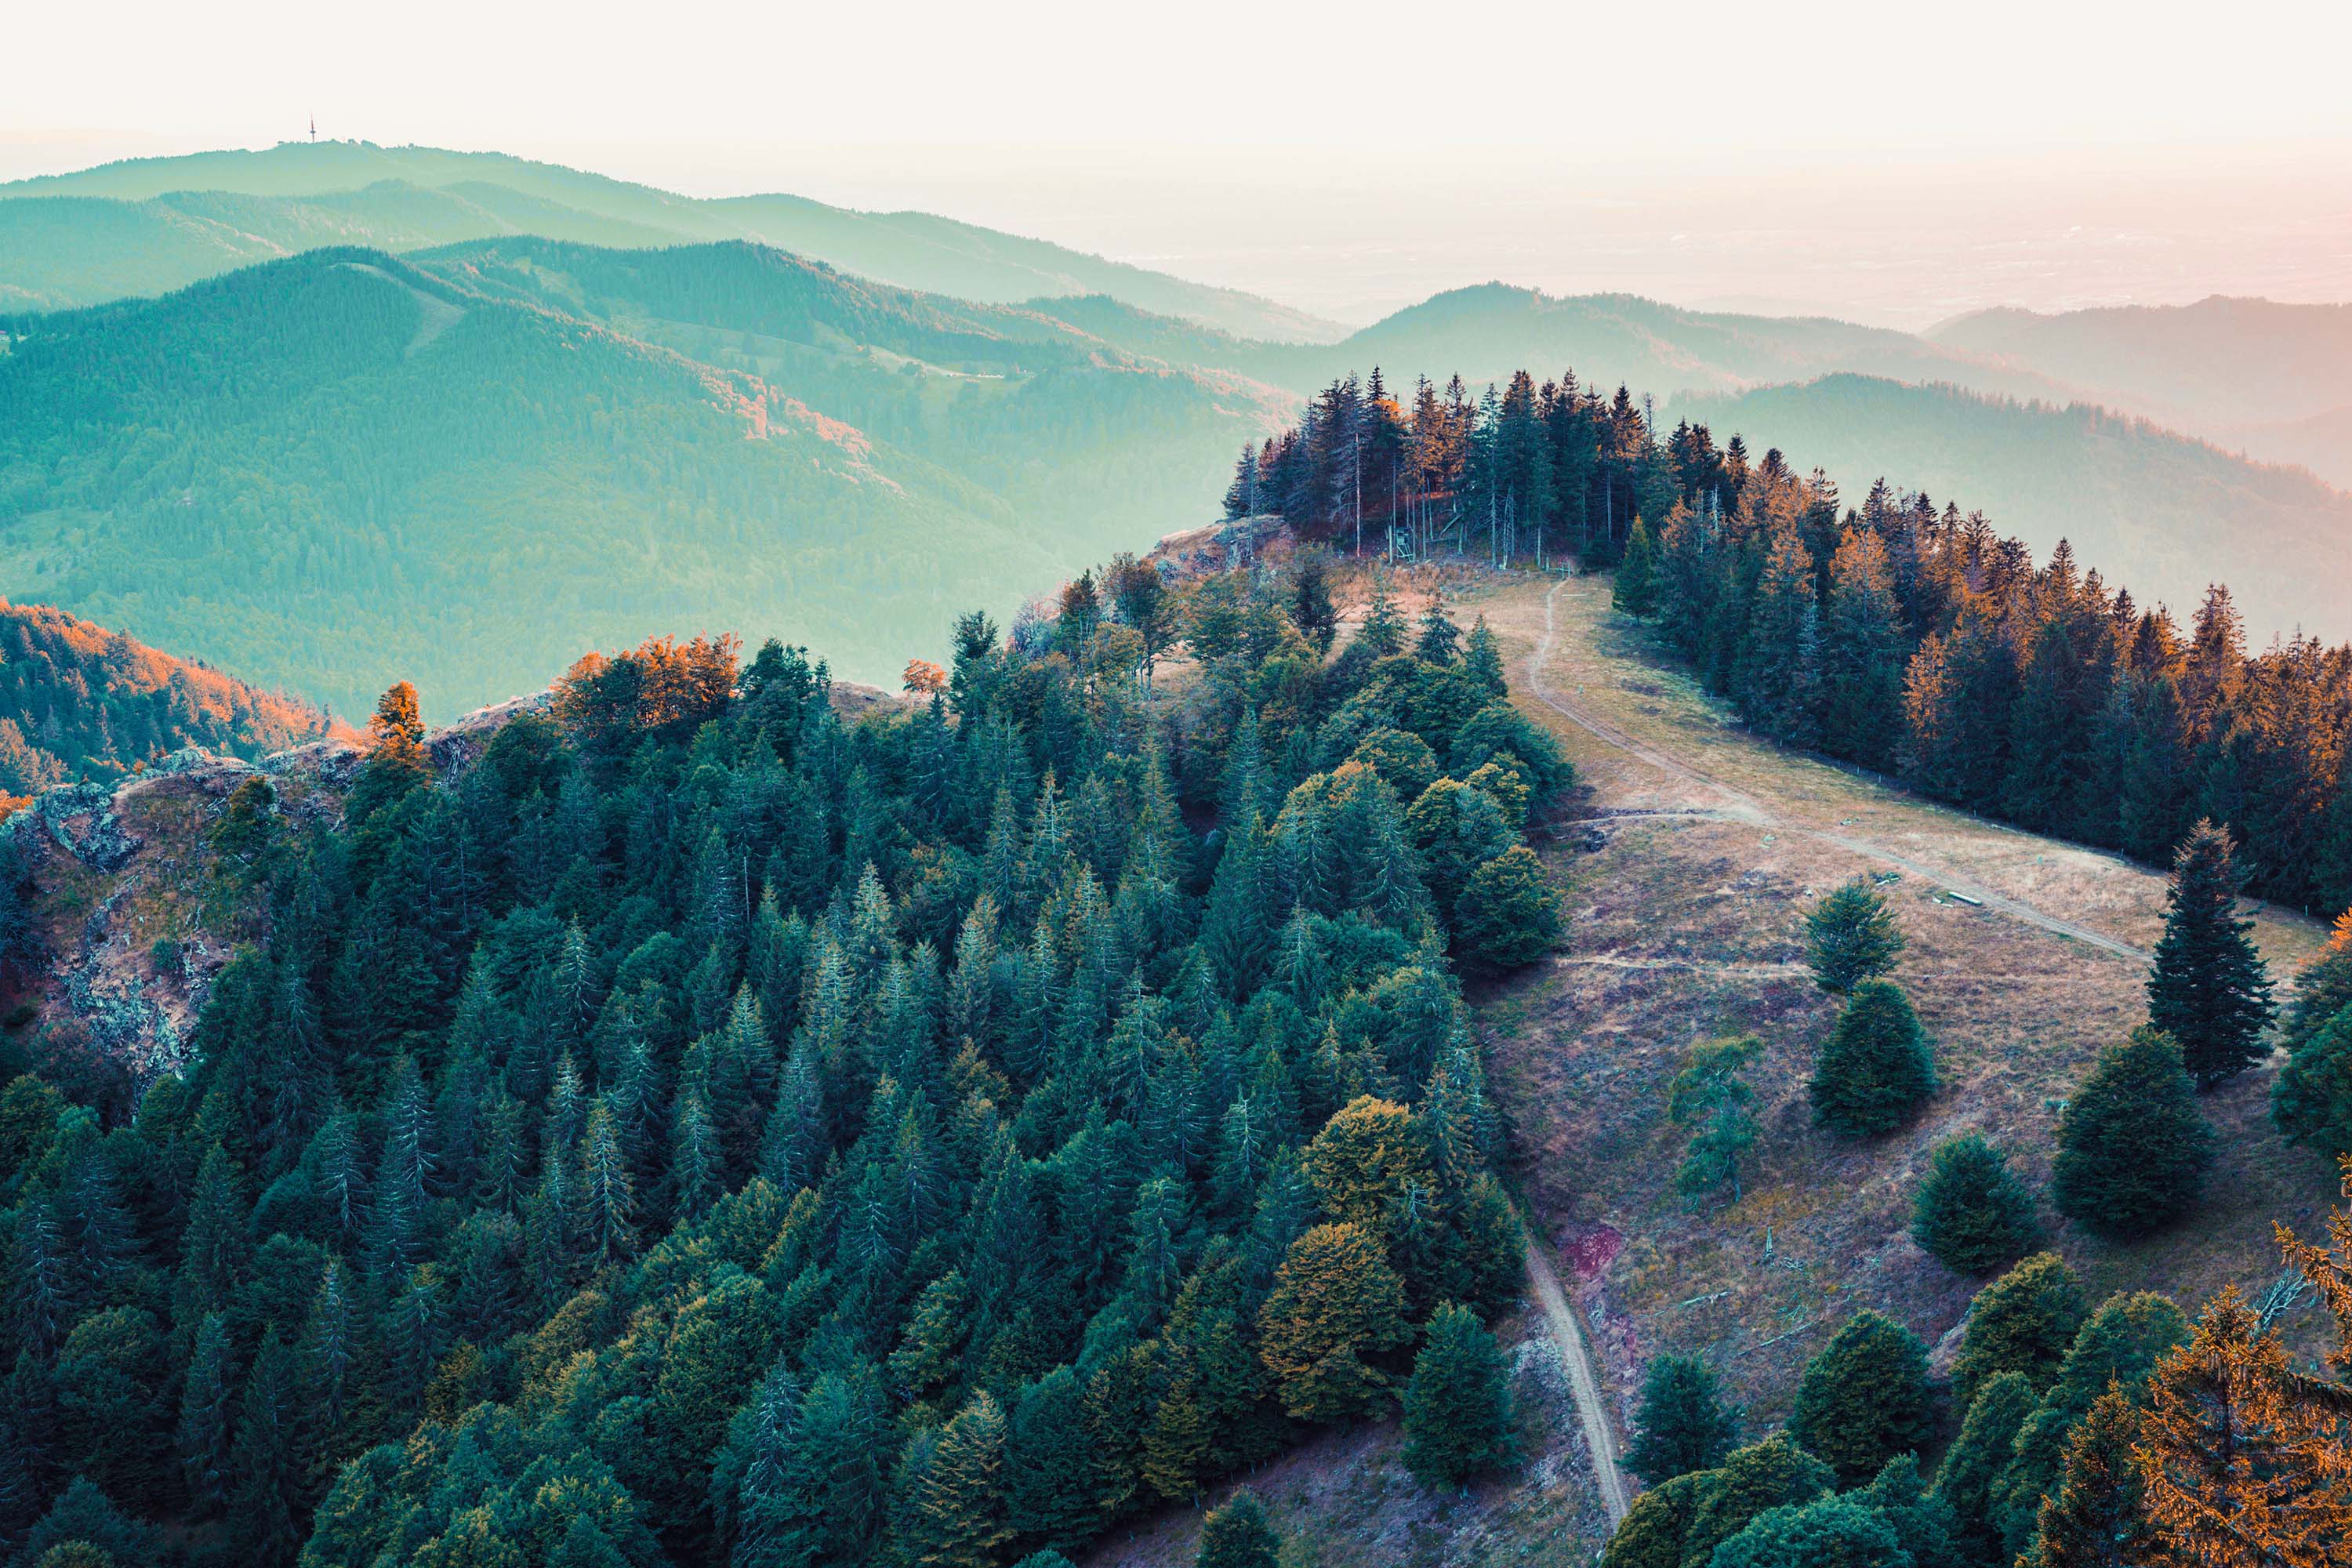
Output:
(1527, 579), (2151, 965)
(1506, 574), (2158, 1533)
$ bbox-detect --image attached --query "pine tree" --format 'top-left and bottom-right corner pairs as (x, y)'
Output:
(1461, 618), (1508, 698)
(2147, 819), (2276, 1087)
(1668, 1036), (1762, 1202)
(1803, 877), (1905, 993)
(1819, 529), (1911, 771)
(1950, 1252), (2088, 1406)
(1934, 1370), (2035, 1563)
(1613, 516), (1661, 617)
(175, 1311), (238, 1519)
(902, 1389), (1013, 1568)
(1809, 980), (1935, 1136)
(2018, 1389), (2154, 1568)
(1910, 1134), (2042, 1276)
(1786, 1309), (1933, 1487)
(1196, 1487), (1280, 1568)
(1005, 1367), (1099, 1553)
(1400, 1301), (1517, 1489)
(2275, 1004), (2352, 1160)
(1625, 1352), (1737, 1483)
(2052, 1025), (2216, 1239)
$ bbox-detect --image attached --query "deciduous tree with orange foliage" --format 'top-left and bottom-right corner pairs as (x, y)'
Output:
(901, 658), (948, 696)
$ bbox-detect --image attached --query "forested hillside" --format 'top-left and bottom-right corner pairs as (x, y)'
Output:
(1240, 366), (2352, 915)
(0, 555), (1570, 1567)
(0, 247), (1282, 717)
(0, 601), (336, 797)
(0, 141), (1341, 341)
(1671, 376), (2352, 642)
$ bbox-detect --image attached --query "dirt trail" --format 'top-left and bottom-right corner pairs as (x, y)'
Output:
(1529, 579), (2151, 964)
(1523, 1239), (1632, 1524)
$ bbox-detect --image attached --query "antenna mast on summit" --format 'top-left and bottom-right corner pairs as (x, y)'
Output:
(310, 115), (317, 143)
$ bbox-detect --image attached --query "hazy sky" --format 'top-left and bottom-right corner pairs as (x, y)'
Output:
(9, 1), (2350, 325)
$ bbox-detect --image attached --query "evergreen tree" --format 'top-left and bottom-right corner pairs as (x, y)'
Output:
(1613, 517), (1661, 617)
(1461, 618), (1508, 699)
(1786, 1309), (1933, 1487)
(1451, 847), (1561, 971)
(1682, 1437), (1836, 1567)
(1196, 1487), (1280, 1568)
(1818, 529), (1909, 771)
(1933, 1370), (2035, 1563)
(2147, 819), (2275, 1087)
(1950, 1252), (2088, 1407)
(1910, 1134), (2042, 1276)
(175, 1311), (238, 1519)
(1809, 980), (1936, 1136)
(1708, 1493), (1908, 1568)
(2052, 1025), (2216, 1239)
(1624, 1352), (1737, 1483)
(1803, 877), (1905, 993)
(2273, 1003), (2352, 1159)
(1399, 1302), (1517, 1489)
(2018, 1389), (2154, 1568)
(1668, 1035), (1762, 1202)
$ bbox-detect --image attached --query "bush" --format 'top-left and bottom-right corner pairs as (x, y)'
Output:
(1803, 877), (1905, 993)
(1911, 1134), (2042, 1275)
(2052, 1026), (2216, 1240)
(1196, 1489), (1279, 1568)
(1787, 1310), (1933, 1486)
(1625, 1352), (1737, 1483)
(1809, 981), (1935, 1136)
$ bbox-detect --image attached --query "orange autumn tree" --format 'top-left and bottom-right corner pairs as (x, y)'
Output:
(2125, 1160), (2352, 1566)
(902, 658), (948, 696)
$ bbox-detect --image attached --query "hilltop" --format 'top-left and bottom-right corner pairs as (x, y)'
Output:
(0, 140), (1343, 341)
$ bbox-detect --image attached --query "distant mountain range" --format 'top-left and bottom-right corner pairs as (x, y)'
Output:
(0, 140), (1344, 342)
(0, 245), (1288, 716)
(1, 142), (2346, 698)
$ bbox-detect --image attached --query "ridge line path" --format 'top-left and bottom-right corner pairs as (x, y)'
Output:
(1507, 573), (2158, 1534)
(1529, 578), (2151, 965)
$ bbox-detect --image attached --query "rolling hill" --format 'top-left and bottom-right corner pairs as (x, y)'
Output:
(0, 247), (1258, 717)
(1670, 375), (2352, 641)
(0, 140), (1343, 341)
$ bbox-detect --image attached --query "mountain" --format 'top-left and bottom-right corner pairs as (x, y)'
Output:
(0, 599), (337, 797)
(0, 140), (1344, 341)
(0, 251), (1289, 719)
(1670, 375), (2352, 640)
(1931, 296), (2352, 427)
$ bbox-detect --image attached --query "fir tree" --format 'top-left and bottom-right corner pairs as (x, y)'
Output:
(2018, 1389), (2154, 1568)
(1786, 1309), (1933, 1487)
(2147, 819), (2275, 1087)
(1256, 1222), (1410, 1423)
(1625, 1352), (1737, 1483)
(2273, 1002), (2352, 1158)
(1613, 516), (1661, 617)
(1949, 1251), (2088, 1406)
(1461, 618), (1508, 698)
(1668, 1036), (1762, 1202)
(1452, 847), (1561, 971)
(1910, 1134), (2042, 1276)
(1933, 1370), (2035, 1563)
(2052, 1025), (2216, 1239)
(1399, 1302), (1517, 1489)
(1682, 1437), (1836, 1567)
(1809, 980), (1935, 1136)
(175, 1311), (238, 1519)
(1803, 877), (1905, 993)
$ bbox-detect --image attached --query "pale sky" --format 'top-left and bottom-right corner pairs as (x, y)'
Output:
(9, 1), (2350, 326)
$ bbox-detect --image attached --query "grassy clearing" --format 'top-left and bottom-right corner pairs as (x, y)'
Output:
(1465, 568), (2336, 1450)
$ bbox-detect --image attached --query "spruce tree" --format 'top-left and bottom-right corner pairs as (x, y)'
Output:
(2272, 1004), (2352, 1159)
(1786, 1309), (1933, 1487)
(2052, 1025), (2216, 1239)
(1809, 980), (1935, 1136)
(1461, 617), (1508, 698)
(2147, 819), (2275, 1087)
(1818, 529), (1910, 771)
(1682, 1437), (1836, 1567)
(1196, 1487), (1280, 1568)
(1933, 1370), (2035, 1563)
(1910, 1134), (2041, 1276)
(1949, 1252), (2088, 1406)
(1708, 1493), (1907, 1568)
(1400, 1302), (1518, 1489)
(1613, 516), (1661, 617)
(1624, 1352), (1737, 1483)
(1452, 847), (1561, 971)
(1803, 878), (1904, 993)
(902, 1390), (1012, 1568)
(2018, 1390), (2154, 1568)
